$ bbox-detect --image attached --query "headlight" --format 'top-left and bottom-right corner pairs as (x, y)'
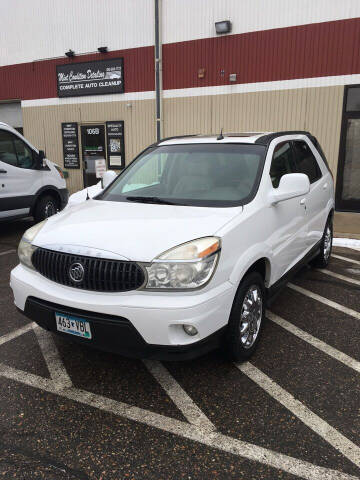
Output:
(144, 237), (220, 290)
(18, 220), (47, 269)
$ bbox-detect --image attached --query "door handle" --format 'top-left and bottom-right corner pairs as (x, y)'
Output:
(300, 198), (306, 205)
(0, 169), (7, 174)
(323, 183), (328, 190)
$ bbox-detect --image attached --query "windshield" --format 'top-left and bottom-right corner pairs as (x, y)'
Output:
(99, 143), (266, 207)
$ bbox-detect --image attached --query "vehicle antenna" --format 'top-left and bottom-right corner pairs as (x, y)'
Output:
(217, 128), (224, 140)
(86, 188), (90, 200)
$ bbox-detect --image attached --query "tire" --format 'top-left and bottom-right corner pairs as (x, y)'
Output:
(310, 218), (333, 269)
(34, 195), (58, 222)
(224, 272), (265, 361)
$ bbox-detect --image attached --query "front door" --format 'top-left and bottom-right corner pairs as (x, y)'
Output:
(268, 140), (307, 282)
(81, 125), (106, 187)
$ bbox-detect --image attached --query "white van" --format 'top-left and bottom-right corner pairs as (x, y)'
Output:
(0, 122), (68, 222)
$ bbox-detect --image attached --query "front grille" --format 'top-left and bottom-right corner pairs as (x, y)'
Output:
(32, 248), (145, 292)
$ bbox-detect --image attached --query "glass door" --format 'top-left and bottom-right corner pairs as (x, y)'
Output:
(80, 125), (106, 187)
(336, 86), (360, 212)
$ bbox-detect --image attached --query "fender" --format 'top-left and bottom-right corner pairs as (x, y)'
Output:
(229, 242), (272, 289)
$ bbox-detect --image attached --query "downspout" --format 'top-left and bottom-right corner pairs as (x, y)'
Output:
(154, 0), (162, 141)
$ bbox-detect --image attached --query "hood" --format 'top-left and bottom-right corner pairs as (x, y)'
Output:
(34, 199), (242, 261)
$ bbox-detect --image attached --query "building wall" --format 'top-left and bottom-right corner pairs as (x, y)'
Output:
(22, 84), (343, 194)
(0, 0), (154, 66)
(2, 0), (360, 67)
(163, 86), (344, 179)
(22, 99), (155, 193)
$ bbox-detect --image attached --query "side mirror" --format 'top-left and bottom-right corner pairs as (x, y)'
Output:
(101, 170), (117, 189)
(269, 173), (310, 205)
(35, 150), (46, 169)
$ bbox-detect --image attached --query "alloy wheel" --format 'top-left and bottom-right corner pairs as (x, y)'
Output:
(239, 284), (262, 349)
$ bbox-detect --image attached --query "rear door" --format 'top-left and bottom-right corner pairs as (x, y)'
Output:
(292, 139), (326, 248)
(0, 129), (40, 219)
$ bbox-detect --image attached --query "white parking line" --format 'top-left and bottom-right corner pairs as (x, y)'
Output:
(0, 362), (358, 480)
(0, 322), (35, 346)
(236, 362), (360, 469)
(288, 283), (360, 321)
(267, 311), (360, 373)
(0, 249), (16, 257)
(33, 326), (73, 391)
(332, 254), (360, 266)
(317, 268), (360, 287)
(143, 359), (215, 433)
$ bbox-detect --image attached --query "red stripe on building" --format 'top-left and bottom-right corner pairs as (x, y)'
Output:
(162, 17), (360, 89)
(1, 17), (360, 102)
(0, 47), (155, 101)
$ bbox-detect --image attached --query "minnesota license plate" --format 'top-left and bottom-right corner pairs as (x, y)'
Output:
(55, 312), (92, 339)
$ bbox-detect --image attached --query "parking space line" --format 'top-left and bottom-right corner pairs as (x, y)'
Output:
(143, 359), (215, 432)
(33, 326), (72, 391)
(332, 254), (360, 266)
(0, 323), (35, 346)
(267, 311), (360, 373)
(236, 362), (360, 469)
(0, 361), (358, 480)
(288, 283), (360, 321)
(316, 268), (360, 287)
(0, 249), (16, 257)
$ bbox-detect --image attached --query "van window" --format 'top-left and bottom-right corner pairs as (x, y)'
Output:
(0, 130), (17, 167)
(13, 136), (35, 169)
(292, 140), (322, 184)
(270, 142), (297, 188)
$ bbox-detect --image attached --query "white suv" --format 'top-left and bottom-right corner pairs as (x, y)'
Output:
(0, 122), (68, 222)
(10, 131), (334, 361)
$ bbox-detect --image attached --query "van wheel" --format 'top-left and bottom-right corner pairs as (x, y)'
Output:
(310, 219), (333, 269)
(225, 272), (265, 361)
(34, 195), (58, 222)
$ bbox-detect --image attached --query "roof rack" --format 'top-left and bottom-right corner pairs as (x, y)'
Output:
(157, 134), (199, 144)
(254, 131), (312, 146)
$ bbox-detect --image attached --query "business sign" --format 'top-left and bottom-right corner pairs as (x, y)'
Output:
(57, 58), (124, 98)
(106, 121), (125, 169)
(61, 122), (80, 168)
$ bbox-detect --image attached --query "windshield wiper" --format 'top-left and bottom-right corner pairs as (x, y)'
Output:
(125, 196), (177, 205)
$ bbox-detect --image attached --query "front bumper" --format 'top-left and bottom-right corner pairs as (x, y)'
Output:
(11, 264), (235, 359)
(21, 297), (226, 360)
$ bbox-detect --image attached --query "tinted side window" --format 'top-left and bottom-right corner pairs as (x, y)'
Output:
(0, 130), (17, 166)
(270, 142), (297, 188)
(292, 140), (322, 184)
(13, 137), (35, 169)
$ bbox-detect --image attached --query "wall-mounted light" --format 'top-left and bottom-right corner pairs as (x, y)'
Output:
(215, 20), (232, 35)
(65, 49), (75, 58)
(98, 46), (108, 53)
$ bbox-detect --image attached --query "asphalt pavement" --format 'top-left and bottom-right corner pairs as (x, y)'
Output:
(0, 218), (359, 480)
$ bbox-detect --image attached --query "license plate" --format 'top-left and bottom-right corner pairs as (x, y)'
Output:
(55, 312), (92, 339)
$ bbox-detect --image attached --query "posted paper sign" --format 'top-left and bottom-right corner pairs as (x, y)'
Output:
(95, 159), (107, 178)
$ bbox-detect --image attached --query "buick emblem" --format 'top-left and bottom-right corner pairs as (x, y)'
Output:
(69, 262), (85, 283)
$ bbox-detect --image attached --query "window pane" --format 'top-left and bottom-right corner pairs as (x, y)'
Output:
(270, 142), (296, 188)
(341, 118), (360, 201)
(0, 130), (17, 166)
(292, 141), (321, 184)
(13, 137), (34, 169)
(346, 87), (360, 112)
